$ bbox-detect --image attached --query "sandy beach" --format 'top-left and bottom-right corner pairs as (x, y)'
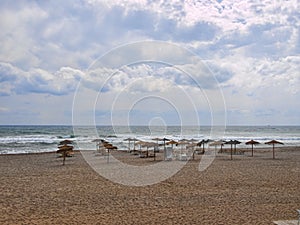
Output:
(1, 147), (300, 224)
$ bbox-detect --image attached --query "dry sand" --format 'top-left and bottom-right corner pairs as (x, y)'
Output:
(1, 147), (300, 224)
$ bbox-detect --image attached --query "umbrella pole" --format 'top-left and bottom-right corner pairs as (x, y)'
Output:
(147, 147), (149, 158)
(107, 149), (110, 163)
(230, 145), (233, 160)
(63, 151), (66, 165)
(273, 144), (275, 159)
(251, 145), (254, 157)
(163, 140), (166, 160)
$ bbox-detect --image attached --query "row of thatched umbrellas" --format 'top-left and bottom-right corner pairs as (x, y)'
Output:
(208, 139), (284, 160)
(89, 137), (284, 163)
(200, 139), (284, 160)
(123, 138), (284, 160)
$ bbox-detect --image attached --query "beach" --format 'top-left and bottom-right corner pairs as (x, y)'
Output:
(1, 147), (300, 224)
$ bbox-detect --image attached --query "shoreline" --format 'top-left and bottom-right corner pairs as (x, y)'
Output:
(1, 146), (300, 224)
(0, 145), (298, 155)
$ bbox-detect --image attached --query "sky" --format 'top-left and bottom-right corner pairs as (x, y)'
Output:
(0, 0), (299, 126)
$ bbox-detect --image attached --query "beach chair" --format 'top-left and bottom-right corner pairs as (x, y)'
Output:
(165, 147), (173, 161)
(297, 209), (300, 225)
(179, 153), (187, 161)
(139, 150), (148, 158)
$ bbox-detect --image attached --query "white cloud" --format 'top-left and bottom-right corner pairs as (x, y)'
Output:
(0, 63), (83, 96)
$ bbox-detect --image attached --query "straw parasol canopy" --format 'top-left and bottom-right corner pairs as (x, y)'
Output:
(225, 140), (241, 151)
(177, 140), (189, 147)
(209, 140), (224, 152)
(151, 137), (161, 142)
(224, 140), (241, 160)
(245, 140), (260, 157)
(124, 138), (138, 152)
(179, 138), (189, 142)
(232, 140), (241, 152)
(265, 140), (284, 159)
(57, 144), (73, 152)
(59, 140), (73, 146)
(92, 138), (107, 144)
(189, 138), (198, 143)
(91, 138), (103, 142)
(209, 140), (224, 147)
(166, 140), (178, 148)
(197, 139), (212, 153)
(135, 140), (146, 147)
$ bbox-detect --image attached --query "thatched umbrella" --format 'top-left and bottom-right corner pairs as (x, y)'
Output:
(225, 140), (241, 153)
(152, 137), (161, 143)
(151, 137), (162, 152)
(166, 140), (178, 148)
(265, 140), (284, 159)
(209, 140), (224, 152)
(161, 138), (170, 148)
(57, 144), (73, 165)
(197, 139), (212, 153)
(131, 138), (139, 150)
(59, 140), (73, 146)
(92, 138), (103, 142)
(104, 143), (117, 163)
(135, 141), (146, 151)
(177, 141), (189, 149)
(224, 140), (240, 160)
(124, 138), (134, 152)
(245, 140), (260, 157)
(92, 139), (105, 151)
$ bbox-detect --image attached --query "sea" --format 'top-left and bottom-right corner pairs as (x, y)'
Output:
(0, 125), (299, 154)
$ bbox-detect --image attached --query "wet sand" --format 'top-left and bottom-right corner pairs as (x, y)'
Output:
(1, 147), (300, 224)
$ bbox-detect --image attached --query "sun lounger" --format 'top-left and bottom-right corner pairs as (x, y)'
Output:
(179, 153), (187, 161)
(165, 147), (173, 161)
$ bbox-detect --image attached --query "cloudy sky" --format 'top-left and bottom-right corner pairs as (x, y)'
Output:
(0, 0), (299, 126)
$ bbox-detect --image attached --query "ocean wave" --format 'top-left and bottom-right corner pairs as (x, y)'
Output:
(0, 126), (299, 154)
